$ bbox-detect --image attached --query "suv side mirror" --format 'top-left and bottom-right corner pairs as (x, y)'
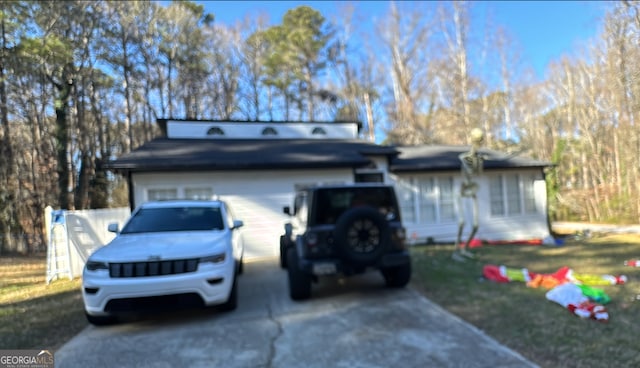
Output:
(232, 220), (244, 229)
(283, 206), (292, 215)
(107, 223), (119, 233)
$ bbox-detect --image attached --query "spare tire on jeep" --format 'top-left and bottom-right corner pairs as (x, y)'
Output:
(333, 206), (391, 265)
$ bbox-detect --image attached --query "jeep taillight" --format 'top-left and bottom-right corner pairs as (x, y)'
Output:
(306, 233), (318, 246)
(304, 231), (334, 257)
(304, 232), (319, 254)
(394, 227), (407, 250)
(396, 227), (406, 240)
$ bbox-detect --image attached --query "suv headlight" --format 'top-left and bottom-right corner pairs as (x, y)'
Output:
(85, 261), (108, 271)
(200, 253), (226, 264)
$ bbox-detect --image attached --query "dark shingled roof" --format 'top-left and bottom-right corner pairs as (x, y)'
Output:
(105, 139), (550, 174)
(389, 145), (551, 173)
(104, 138), (399, 173)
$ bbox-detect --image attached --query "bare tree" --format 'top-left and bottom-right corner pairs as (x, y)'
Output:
(377, 1), (437, 144)
(438, 1), (473, 144)
(238, 14), (270, 120)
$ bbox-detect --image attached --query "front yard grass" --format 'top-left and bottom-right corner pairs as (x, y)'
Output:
(2, 233), (639, 366)
(0, 256), (86, 351)
(410, 233), (640, 368)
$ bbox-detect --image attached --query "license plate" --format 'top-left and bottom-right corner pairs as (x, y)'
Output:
(313, 263), (337, 275)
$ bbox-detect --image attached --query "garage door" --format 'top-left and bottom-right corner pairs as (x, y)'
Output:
(221, 192), (291, 260)
(214, 171), (353, 261)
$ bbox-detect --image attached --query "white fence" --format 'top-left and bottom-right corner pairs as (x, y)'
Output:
(44, 206), (130, 282)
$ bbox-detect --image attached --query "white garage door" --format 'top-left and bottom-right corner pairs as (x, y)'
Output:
(221, 192), (290, 260)
(214, 170), (353, 260)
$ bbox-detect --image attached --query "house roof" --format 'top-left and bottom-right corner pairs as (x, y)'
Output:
(389, 145), (551, 173)
(105, 137), (550, 175)
(104, 138), (399, 173)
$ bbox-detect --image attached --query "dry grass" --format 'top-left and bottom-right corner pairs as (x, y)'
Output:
(410, 233), (640, 368)
(0, 256), (86, 351)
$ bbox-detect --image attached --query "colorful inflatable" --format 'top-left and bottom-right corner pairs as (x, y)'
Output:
(545, 283), (608, 322)
(624, 259), (640, 267)
(482, 264), (626, 322)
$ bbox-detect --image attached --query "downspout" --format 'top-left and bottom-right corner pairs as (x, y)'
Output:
(542, 166), (554, 238)
(127, 171), (135, 211)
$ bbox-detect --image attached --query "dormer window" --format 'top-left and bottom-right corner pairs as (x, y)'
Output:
(262, 127), (278, 136)
(207, 126), (225, 136)
(311, 127), (327, 136)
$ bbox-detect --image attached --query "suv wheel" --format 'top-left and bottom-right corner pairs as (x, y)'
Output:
(238, 257), (244, 275)
(287, 247), (311, 300)
(85, 312), (116, 326)
(334, 206), (391, 265)
(218, 269), (238, 311)
(381, 263), (412, 288)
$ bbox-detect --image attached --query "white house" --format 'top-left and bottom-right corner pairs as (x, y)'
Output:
(105, 119), (551, 258)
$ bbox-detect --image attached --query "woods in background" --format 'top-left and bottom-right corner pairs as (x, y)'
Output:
(1, 0), (639, 253)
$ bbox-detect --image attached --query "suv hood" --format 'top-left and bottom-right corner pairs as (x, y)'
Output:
(89, 231), (229, 262)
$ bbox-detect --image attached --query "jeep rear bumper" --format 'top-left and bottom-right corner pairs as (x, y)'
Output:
(297, 251), (411, 276)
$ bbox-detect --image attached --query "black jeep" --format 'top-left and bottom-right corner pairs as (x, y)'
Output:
(280, 184), (411, 300)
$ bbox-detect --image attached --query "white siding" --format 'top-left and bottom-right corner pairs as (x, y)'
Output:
(391, 169), (550, 244)
(130, 166), (550, 252)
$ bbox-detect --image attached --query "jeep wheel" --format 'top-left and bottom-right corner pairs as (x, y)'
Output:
(381, 263), (412, 288)
(334, 206), (390, 265)
(287, 247), (311, 300)
(279, 235), (288, 269)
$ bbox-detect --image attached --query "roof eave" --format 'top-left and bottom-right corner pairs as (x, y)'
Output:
(105, 160), (374, 174)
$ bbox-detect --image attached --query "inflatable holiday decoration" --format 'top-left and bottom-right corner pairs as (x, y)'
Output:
(624, 259), (640, 267)
(545, 283), (608, 322)
(482, 263), (626, 322)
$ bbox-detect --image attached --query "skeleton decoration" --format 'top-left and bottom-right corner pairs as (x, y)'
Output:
(453, 128), (486, 260)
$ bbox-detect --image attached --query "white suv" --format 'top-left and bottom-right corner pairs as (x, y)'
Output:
(82, 200), (244, 325)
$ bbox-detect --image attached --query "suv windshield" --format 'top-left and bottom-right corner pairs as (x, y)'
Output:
(121, 207), (224, 234)
(312, 187), (399, 225)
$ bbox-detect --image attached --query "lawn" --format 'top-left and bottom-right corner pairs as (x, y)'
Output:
(0, 256), (86, 351)
(410, 233), (640, 368)
(1, 234), (639, 367)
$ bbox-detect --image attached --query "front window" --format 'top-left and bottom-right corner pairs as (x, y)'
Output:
(397, 176), (455, 224)
(418, 179), (436, 222)
(439, 177), (456, 221)
(185, 187), (214, 200)
(506, 175), (521, 215)
(490, 176), (505, 216)
(148, 188), (177, 201)
(490, 174), (539, 217)
(121, 207), (224, 234)
(396, 179), (416, 223)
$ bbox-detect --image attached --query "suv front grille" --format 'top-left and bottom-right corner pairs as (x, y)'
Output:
(109, 259), (199, 278)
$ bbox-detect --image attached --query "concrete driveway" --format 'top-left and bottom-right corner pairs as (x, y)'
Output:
(55, 258), (537, 368)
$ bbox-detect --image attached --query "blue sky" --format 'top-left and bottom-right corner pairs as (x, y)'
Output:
(198, 0), (609, 79)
